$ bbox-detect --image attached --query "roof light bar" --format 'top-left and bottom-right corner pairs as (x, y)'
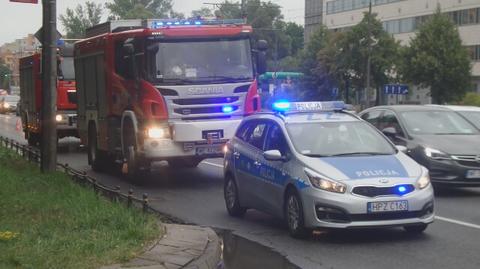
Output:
(149, 18), (245, 29)
(272, 101), (346, 113)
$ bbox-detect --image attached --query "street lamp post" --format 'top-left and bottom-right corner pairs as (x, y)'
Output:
(365, 0), (372, 109)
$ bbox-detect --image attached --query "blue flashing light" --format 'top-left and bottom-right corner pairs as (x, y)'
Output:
(184, 21), (191, 25)
(194, 21), (202, 25)
(222, 105), (234, 113)
(272, 101), (291, 111)
(166, 22), (173, 25)
(174, 21), (181, 25)
(397, 186), (407, 194)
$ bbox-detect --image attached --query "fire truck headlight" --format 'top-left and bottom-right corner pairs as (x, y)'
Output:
(3, 103), (10, 108)
(55, 115), (63, 122)
(147, 126), (170, 139)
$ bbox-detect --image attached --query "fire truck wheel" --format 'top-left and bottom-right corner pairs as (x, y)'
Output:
(88, 124), (109, 172)
(27, 132), (40, 147)
(168, 158), (202, 168)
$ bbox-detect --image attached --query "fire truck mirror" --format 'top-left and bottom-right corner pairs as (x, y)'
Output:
(257, 40), (268, 51)
(257, 51), (267, 75)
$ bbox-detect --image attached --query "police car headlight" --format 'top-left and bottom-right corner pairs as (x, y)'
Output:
(424, 147), (450, 160)
(417, 170), (431, 189)
(305, 169), (346, 194)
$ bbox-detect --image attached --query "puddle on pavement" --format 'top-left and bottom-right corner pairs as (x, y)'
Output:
(217, 231), (300, 269)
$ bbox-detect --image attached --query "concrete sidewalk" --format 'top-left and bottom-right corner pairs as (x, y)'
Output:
(102, 224), (221, 269)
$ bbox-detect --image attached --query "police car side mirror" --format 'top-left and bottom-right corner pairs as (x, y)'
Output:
(263, 150), (283, 161)
(396, 145), (407, 153)
(382, 127), (397, 138)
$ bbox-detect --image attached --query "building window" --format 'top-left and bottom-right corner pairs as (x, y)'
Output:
(326, 0), (404, 14)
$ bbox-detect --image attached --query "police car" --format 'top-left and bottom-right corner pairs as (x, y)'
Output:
(223, 101), (434, 238)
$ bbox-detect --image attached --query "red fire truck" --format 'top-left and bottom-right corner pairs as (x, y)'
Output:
(74, 18), (267, 178)
(19, 43), (78, 146)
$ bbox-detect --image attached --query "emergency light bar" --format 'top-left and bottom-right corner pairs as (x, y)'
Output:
(149, 18), (246, 29)
(272, 101), (346, 113)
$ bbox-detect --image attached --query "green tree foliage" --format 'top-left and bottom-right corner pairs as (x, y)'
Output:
(191, 7), (214, 18)
(458, 92), (480, 106)
(106, 0), (173, 19)
(401, 7), (471, 104)
(312, 12), (399, 101)
(59, 1), (103, 39)
(215, 0), (302, 64)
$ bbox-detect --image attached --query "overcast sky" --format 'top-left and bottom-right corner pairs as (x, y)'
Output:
(0, 0), (304, 45)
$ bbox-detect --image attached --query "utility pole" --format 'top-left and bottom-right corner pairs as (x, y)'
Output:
(241, 0), (247, 20)
(41, 0), (57, 172)
(365, 0), (372, 109)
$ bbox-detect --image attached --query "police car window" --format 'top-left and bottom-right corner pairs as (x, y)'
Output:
(264, 124), (288, 155)
(379, 111), (404, 137)
(246, 123), (268, 150)
(286, 121), (396, 157)
(235, 122), (252, 142)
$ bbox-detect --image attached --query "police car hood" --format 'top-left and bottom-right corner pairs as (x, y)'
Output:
(300, 153), (422, 182)
(412, 134), (480, 155)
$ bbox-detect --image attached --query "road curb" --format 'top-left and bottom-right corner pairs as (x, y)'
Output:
(101, 224), (221, 269)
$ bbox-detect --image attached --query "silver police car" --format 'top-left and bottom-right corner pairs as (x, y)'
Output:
(223, 101), (434, 238)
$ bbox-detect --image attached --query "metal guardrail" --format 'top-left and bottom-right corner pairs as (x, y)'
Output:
(0, 136), (152, 214)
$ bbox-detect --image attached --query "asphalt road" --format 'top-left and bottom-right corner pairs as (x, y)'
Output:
(2, 113), (480, 269)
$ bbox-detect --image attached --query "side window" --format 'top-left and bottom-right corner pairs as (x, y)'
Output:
(235, 122), (252, 141)
(245, 122), (268, 150)
(264, 124), (289, 155)
(361, 110), (382, 128)
(380, 111), (405, 137)
(114, 41), (127, 78)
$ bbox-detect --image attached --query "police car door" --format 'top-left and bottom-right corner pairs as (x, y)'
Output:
(234, 120), (269, 209)
(260, 122), (291, 217)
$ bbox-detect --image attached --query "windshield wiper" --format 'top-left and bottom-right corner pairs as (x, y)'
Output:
(327, 152), (392, 157)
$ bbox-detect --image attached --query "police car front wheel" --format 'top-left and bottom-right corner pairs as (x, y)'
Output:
(224, 176), (246, 217)
(285, 189), (309, 239)
(404, 224), (428, 234)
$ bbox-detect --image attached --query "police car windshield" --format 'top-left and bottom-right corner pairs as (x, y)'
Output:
(286, 121), (396, 157)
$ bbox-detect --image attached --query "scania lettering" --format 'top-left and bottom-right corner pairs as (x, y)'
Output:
(74, 18), (267, 178)
(19, 43), (78, 146)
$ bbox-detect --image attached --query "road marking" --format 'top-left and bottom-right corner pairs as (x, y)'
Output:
(436, 216), (480, 230)
(202, 161), (224, 169)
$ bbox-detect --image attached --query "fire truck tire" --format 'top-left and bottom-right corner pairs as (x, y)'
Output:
(122, 121), (149, 182)
(168, 158), (202, 168)
(88, 124), (109, 172)
(27, 132), (40, 147)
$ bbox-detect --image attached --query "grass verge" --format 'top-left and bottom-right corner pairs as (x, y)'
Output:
(0, 147), (161, 269)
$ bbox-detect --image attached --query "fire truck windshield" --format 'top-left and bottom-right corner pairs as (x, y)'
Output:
(146, 37), (254, 85)
(58, 56), (75, 81)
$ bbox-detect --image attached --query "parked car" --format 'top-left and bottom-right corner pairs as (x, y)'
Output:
(433, 105), (480, 130)
(0, 95), (20, 114)
(359, 105), (480, 187)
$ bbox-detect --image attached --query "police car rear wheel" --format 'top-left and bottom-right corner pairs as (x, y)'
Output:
(224, 176), (246, 217)
(285, 189), (309, 239)
(404, 224), (428, 234)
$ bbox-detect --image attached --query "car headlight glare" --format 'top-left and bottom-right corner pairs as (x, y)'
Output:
(4, 103), (10, 108)
(305, 169), (346, 194)
(417, 170), (431, 189)
(55, 115), (63, 122)
(424, 147), (450, 160)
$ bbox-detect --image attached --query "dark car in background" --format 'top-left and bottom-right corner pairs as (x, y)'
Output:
(0, 95), (20, 114)
(359, 105), (480, 187)
(437, 105), (480, 130)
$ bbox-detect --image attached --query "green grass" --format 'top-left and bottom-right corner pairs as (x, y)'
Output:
(0, 147), (161, 269)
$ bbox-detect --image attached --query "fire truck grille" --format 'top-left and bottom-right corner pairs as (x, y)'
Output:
(173, 96), (239, 105)
(174, 106), (239, 115)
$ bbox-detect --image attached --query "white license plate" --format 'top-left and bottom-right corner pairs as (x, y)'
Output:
(466, 170), (480, 179)
(367, 200), (408, 213)
(195, 145), (223, 156)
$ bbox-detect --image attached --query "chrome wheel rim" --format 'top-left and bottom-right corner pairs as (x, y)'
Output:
(225, 179), (236, 210)
(287, 195), (300, 231)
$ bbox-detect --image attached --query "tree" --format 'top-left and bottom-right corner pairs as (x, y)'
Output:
(0, 60), (11, 90)
(106, 0), (173, 19)
(191, 7), (214, 18)
(315, 12), (400, 103)
(59, 1), (103, 39)
(458, 92), (480, 106)
(401, 7), (471, 104)
(285, 22), (304, 56)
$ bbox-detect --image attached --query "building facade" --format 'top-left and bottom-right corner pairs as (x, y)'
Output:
(306, 0), (480, 104)
(0, 34), (40, 88)
(305, 0), (324, 42)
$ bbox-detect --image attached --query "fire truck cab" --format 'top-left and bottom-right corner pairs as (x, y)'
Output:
(74, 18), (267, 178)
(19, 43), (78, 146)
